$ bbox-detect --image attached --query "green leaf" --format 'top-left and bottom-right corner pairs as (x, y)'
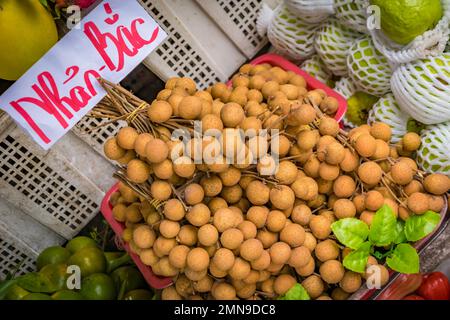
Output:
(278, 283), (310, 300)
(0, 280), (17, 300)
(393, 220), (407, 244)
(16, 272), (58, 293)
(343, 241), (371, 273)
(331, 218), (369, 250)
(404, 211), (441, 242)
(386, 243), (419, 274)
(39, 0), (49, 8)
(369, 205), (397, 247)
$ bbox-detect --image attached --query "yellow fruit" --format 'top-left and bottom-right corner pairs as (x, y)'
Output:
(0, 0), (58, 80)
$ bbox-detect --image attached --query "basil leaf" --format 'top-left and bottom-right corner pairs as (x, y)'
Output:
(343, 241), (371, 273)
(386, 243), (419, 274)
(278, 283), (310, 300)
(404, 211), (441, 242)
(331, 218), (369, 250)
(369, 205), (397, 247)
(393, 220), (407, 244)
(16, 272), (58, 293)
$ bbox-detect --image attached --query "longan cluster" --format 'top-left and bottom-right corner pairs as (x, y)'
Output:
(105, 63), (449, 301)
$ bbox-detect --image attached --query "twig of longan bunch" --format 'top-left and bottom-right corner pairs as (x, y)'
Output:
(380, 176), (405, 205)
(241, 173), (279, 186)
(171, 184), (189, 211)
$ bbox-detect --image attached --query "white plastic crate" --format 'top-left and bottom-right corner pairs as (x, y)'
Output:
(139, 0), (247, 86)
(0, 122), (105, 240)
(0, 199), (64, 278)
(195, 0), (268, 59)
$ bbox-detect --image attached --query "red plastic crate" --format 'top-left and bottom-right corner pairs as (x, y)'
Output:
(227, 53), (348, 123)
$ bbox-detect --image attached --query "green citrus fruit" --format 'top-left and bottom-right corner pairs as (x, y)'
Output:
(65, 236), (98, 253)
(39, 263), (69, 292)
(5, 285), (29, 300)
(111, 266), (146, 293)
(371, 0), (443, 45)
(123, 289), (153, 300)
(22, 293), (52, 300)
(52, 290), (84, 300)
(36, 246), (71, 270)
(79, 273), (116, 300)
(0, 0), (58, 80)
(67, 246), (106, 278)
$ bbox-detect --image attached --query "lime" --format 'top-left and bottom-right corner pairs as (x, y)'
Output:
(5, 284), (29, 300)
(371, 0), (443, 45)
(111, 266), (146, 293)
(67, 246), (106, 278)
(52, 290), (84, 300)
(22, 293), (52, 300)
(79, 273), (116, 300)
(36, 246), (71, 270)
(39, 263), (69, 292)
(123, 289), (153, 300)
(65, 236), (98, 253)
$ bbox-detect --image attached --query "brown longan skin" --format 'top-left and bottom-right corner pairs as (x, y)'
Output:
(340, 271), (362, 293)
(269, 242), (291, 265)
(104, 137), (126, 160)
(169, 245), (190, 269)
(320, 260), (345, 284)
(302, 275), (325, 299)
(333, 175), (356, 198)
(309, 215), (331, 240)
(266, 210), (287, 233)
(220, 228), (244, 250)
(315, 239), (340, 262)
(126, 159), (150, 184)
(288, 246), (311, 268)
(186, 203), (211, 227)
(246, 181), (270, 205)
(358, 161), (382, 185)
(424, 174), (450, 195)
(407, 192), (430, 214)
(117, 127), (139, 150)
(273, 274), (297, 296)
(187, 248), (210, 272)
(280, 223), (305, 247)
(370, 122), (392, 142)
(240, 239), (264, 261)
(391, 161), (414, 185)
(365, 190), (384, 211)
(402, 132), (421, 152)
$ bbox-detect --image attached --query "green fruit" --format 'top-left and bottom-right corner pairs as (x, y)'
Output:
(346, 92), (379, 126)
(67, 246), (106, 278)
(36, 246), (71, 270)
(79, 273), (116, 300)
(0, 0), (58, 80)
(22, 293), (52, 300)
(39, 263), (69, 292)
(65, 236), (98, 253)
(5, 285), (29, 300)
(370, 0), (443, 45)
(52, 290), (84, 300)
(111, 266), (146, 293)
(123, 289), (153, 300)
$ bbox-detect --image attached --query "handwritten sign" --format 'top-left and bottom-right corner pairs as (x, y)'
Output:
(0, 0), (167, 149)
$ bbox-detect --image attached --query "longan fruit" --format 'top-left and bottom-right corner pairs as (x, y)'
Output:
(261, 80), (279, 99)
(319, 117), (340, 137)
(246, 206), (269, 228)
(429, 195), (445, 213)
(220, 102), (245, 128)
(320, 96), (339, 115)
(269, 242), (291, 265)
(266, 210), (287, 232)
(126, 159), (150, 184)
(153, 237), (177, 258)
(402, 132), (421, 151)
(333, 175), (356, 198)
(197, 225), (218, 248)
(291, 177), (319, 201)
(280, 223), (305, 247)
(177, 225), (198, 246)
(273, 274), (296, 296)
(176, 77), (197, 94)
(240, 239), (264, 261)
(295, 258), (315, 277)
(273, 135), (291, 157)
(331, 288), (349, 301)
(164, 199), (185, 221)
(404, 180), (424, 196)
(185, 203), (210, 227)
(302, 233), (317, 253)
(289, 74), (306, 87)
(354, 134), (377, 158)
(291, 204), (312, 226)
(246, 181), (270, 205)
(208, 197), (228, 214)
(357, 161), (382, 185)
(315, 239), (339, 262)
(365, 264), (389, 286)
(148, 100), (172, 123)
(352, 194), (365, 214)
(365, 190), (384, 211)
(186, 248), (209, 272)
(104, 137), (126, 160)
(247, 89), (263, 103)
(257, 229), (279, 249)
(340, 149), (359, 172)
(161, 286), (182, 300)
(132, 225), (156, 249)
(319, 163), (340, 181)
(309, 215), (331, 240)
(270, 185), (295, 210)
(220, 228), (244, 250)
(229, 258), (251, 280)
(175, 275), (194, 298)
(407, 192), (430, 214)
(370, 122), (392, 142)
(173, 156), (195, 178)
(221, 185), (243, 204)
(159, 220), (180, 239)
(185, 268), (208, 282)
(280, 84), (299, 99)
(167, 245), (190, 269)
(177, 96), (201, 120)
(211, 82), (228, 99)
(360, 211), (375, 226)
(303, 155), (320, 178)
(198, 176), (221, 198)
(297, 129), (319, 150)
(292, 104), (317, 125)
(240, 116), (262, 134)
(339, 271), (362, 294)
(213, 208), (237, 232)
(112, 203), (127, 222)
(332, 199), (356, 219)
(306, 90), (323, 106)
(424, 174), (450, 195)
(238, 221), (257, 240)
(117, 127), (139, 150)
(302, 275), (324, 299)
(320, 260), (345, 284)
(212, 248), (235, 272)
(372, 139), (390, 160)
(212, 282), (236, 300)
(145, 138), (168, 164)
(140, 248), (159, 267)
(201, 114), (224, 134)
(150, 180), (171, 201)
(184, 183), (204, 205)
(391, 161), (413, 185)
(193, 275), (214, 293)
(288, 246), (311, 268)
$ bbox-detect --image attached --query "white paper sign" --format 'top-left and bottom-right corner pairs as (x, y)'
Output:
(0, 0), (167, 149)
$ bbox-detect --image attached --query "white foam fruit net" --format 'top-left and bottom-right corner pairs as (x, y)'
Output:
(367, 7), (450, 67)
(284, 0), (335, 24)
(300, 55), (332, 83)
(267, 4), (322, 60)
(256, 3), (274, 37)
(417, 121), (450, 176)
(315, 18), (364, 76)
(391, 53), (450, 125)
(367, 93), (409, 143)
(334, 77), (359, 128)
(347, 37), (393, 96)
(334, 0), (369, 34)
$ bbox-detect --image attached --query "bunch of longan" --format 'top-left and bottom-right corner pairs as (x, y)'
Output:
(105, 63), (449, 301)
